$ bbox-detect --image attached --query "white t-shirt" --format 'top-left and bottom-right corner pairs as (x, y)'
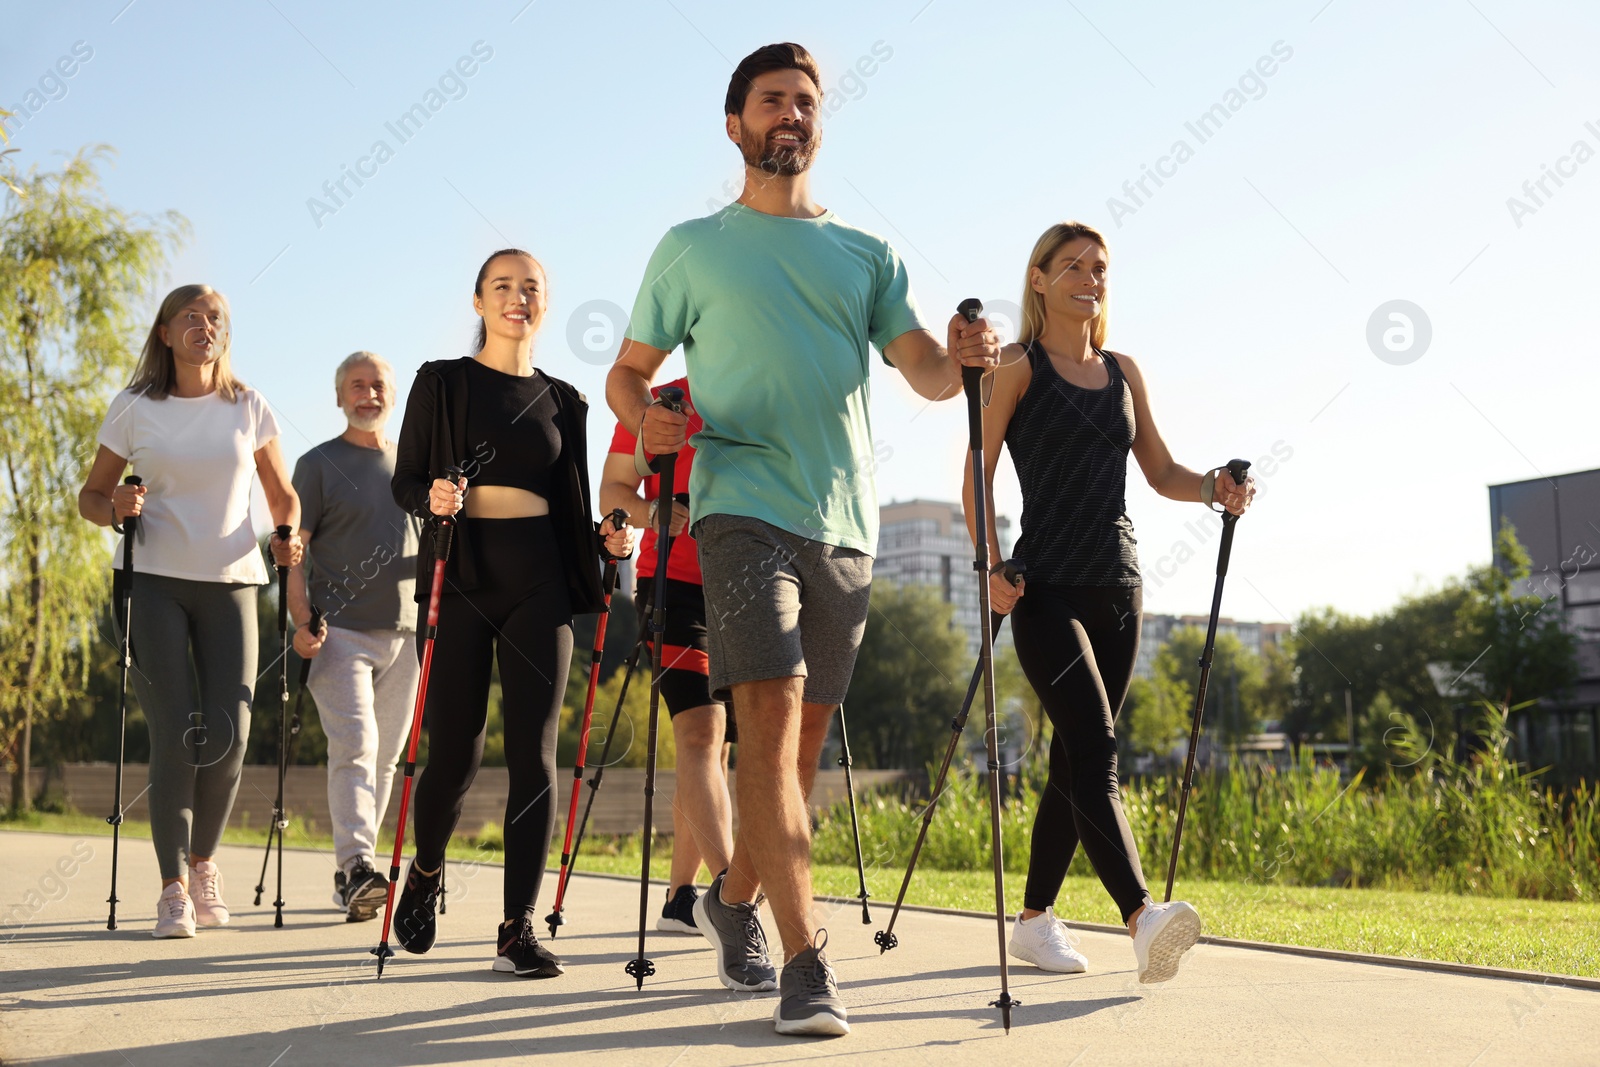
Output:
(97, 386), (281, 585)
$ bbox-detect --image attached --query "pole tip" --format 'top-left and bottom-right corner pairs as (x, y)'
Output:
(624, 957), (656, 988)
(991, 994), (1020, 1032)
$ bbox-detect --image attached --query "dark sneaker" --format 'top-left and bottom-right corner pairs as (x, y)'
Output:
(774, 931), (849, 1037)
(331, 869), (348, 910)
(691, 869), (777, 992)
(393, 862), (442, 954)
(341, 859), (389, 923)
(493, 915), (565, 978)
(656, 884), (698, 933)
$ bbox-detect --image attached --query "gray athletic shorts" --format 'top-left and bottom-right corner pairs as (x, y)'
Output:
(693, 513), (873, 706)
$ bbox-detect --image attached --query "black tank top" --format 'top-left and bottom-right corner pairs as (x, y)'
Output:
(461, 358), (562, 497)
(1004, 341), (1141, 587)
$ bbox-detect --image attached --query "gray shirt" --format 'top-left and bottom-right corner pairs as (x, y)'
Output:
(293, 437), (420, 632)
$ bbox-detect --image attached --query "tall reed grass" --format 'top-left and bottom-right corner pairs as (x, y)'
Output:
(812, 703), (1600, 901)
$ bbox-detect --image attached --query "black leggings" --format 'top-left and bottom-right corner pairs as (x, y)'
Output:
(411, 516), (573, 922)
(1011, 583), (1150, 922)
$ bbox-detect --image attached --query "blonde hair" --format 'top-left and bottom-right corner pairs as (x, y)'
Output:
(128, 284), (245, 401)
(334, 350), (394, 393)
(1018, 221), (1109, 350)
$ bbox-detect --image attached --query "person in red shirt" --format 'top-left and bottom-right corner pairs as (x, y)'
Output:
(601, 376), (734, 933)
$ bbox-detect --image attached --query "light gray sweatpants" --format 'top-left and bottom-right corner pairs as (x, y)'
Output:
(307, 626), (419, 873)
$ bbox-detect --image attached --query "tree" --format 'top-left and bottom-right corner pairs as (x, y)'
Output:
(842, 581), (969, 770)
(0, 116), (21, 197)
(1118, 671), (1188, 762)
(1459, 521), (1578, 708)
(1284, 607), (1380, 747)
(1154, 627), (1265, 754)
(0, 147), (186, 811)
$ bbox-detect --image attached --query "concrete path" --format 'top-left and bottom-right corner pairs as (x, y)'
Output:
(1, 831), (1594, 1066)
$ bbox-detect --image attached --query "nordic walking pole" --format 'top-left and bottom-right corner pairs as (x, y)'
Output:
(835, 704), (873, 925)
(373, 465), (463, 977)
(106, 474), (142, 931)
(287, 606), (325, 767)
(545, 507), (630, 937)
(254, 598), (324, 919)
(1163, 459), (1250, 903)
(272, 525), (294, 926)
(252, 525), (295, 927)
(874, 566), (1019, 953)
(627, 385), (684, 990)
(958, 297), (1018, 1032)
(559, 591), (653, 926)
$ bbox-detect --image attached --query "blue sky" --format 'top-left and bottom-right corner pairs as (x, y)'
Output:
(7, 0), (1599, 624)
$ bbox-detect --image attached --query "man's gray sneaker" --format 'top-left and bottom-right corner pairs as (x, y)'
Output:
(774, 931), (849, 1037)
(691, 869), (777, 992)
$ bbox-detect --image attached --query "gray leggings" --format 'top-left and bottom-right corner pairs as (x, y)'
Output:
(122, 573), (258, 880)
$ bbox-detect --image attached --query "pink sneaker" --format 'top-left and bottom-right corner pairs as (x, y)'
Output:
(190, 860), (230, 928)
(152, 881), (196, 938)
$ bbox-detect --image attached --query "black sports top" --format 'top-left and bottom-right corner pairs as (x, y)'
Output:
(1003, 341), (1141, 587)
(461, 358), (562, 498)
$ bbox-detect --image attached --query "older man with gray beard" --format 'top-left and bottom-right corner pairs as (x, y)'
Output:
(288, 351), (422, 921)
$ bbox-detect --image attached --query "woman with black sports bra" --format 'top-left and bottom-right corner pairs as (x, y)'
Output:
(963, 221), (1255, 985)
(389, 248), (636, 978)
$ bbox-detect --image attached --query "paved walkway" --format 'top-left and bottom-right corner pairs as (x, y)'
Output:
(1, 831), (1595, 1066)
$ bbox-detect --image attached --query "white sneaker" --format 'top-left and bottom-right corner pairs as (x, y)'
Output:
(1009, 908), (1089, 973)
(152, 882), (196, 938)
(1132, 900), (1201, 983)
(189, 860), (230, 927)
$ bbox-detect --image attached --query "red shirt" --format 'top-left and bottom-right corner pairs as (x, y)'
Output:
(607, 377), (703, 586)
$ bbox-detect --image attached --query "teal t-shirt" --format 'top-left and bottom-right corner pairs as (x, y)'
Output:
(625, 202), (927, 553)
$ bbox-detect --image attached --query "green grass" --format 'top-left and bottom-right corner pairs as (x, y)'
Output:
(7, 809), (1597, 978)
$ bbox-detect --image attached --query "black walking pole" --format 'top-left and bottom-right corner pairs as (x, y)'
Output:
(545, 508), (629, 937)
(835, 705), (872, 924)
(253, 525), (295, 927)
(106, 474), (142, 931)
(959, 297), (1018, 1032)
(626, 386), (684, 990)
(373, 467), (463, 976)
(287, 606), (325, 766)
(874, 567), (1019, 953)
(1163, 459), (1250, 902)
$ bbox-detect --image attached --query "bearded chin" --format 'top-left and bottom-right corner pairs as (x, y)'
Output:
(346, 409), (387, 432)
(741, 129), (819, 177)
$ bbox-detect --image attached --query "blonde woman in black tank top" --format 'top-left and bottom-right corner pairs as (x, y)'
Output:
(961, 221), (1255, 984)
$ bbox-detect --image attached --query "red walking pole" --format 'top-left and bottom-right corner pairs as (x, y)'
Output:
(372, 466), (461, 977)
(545, 507), (630, 937)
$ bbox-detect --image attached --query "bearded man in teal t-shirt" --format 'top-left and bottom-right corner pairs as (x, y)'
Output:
(606, 41), (999, 1038)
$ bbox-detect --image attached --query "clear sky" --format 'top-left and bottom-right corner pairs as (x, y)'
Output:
(8, 0), (1598, 624)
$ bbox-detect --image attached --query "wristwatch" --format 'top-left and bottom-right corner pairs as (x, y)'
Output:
(647, 498), (660, 528)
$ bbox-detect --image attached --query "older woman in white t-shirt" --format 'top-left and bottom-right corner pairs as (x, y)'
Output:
(79, 284), (303, 939)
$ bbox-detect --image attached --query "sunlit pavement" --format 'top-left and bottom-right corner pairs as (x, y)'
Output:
(2, 831), (1595, 1066)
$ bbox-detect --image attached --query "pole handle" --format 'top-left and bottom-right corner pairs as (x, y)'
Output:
(957, 298), (986, 447)
(274, 525), (292, 632)
(644, 389), (686, 476)
(112, 475), (143, 537)
(432, 465), (465, 562)
(274, 524), (292, 574)
(600, 507), (631, 562)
